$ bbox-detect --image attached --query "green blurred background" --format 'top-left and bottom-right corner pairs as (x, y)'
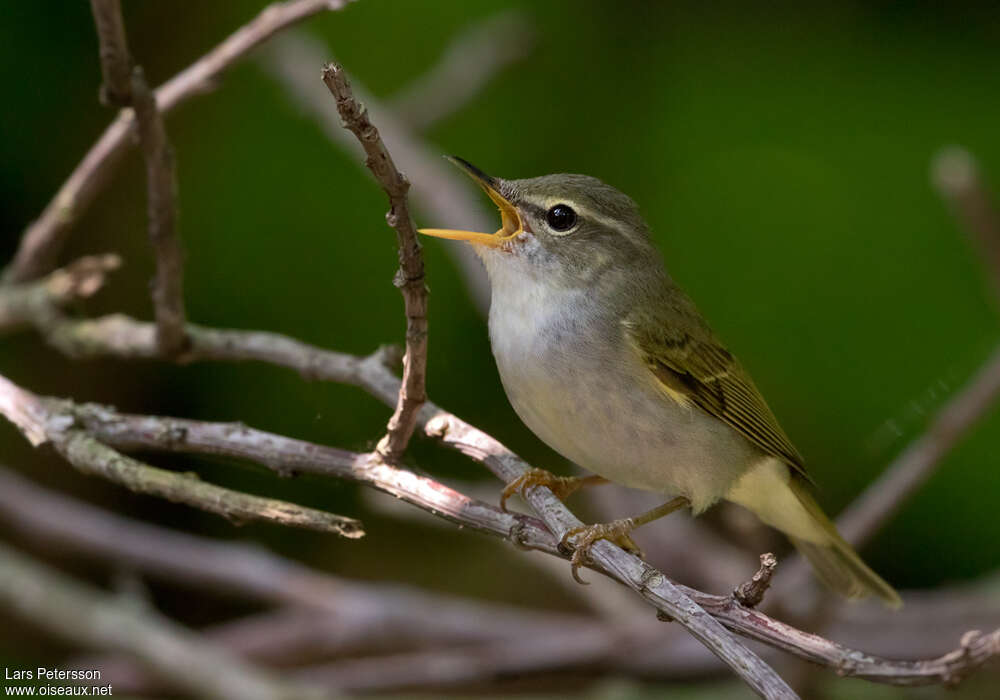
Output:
(2, 0), (1000, 695)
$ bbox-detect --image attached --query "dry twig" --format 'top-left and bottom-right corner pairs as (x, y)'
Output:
(3, 0), (352, 284)
(0, 375), (362, 538)
(88, 0), (185, 354)
(0, 465), (582, 665)
(4, 7), (1000, 690)
(322, 63), (428, 463)
(838, 345), (1000, 546)
(263, 31), (493, 312)
(0, 541), (331, 700)
(934, 146), (1000, 298)
(734, 553), (778, 608)
(0, 254), (120, 333)
(385, 10), (536, 132)
(89, 0), (132, 105)
(777, 150), (1000, 595)
(130, 66), (186, 354)
(2, 352), (996, 687)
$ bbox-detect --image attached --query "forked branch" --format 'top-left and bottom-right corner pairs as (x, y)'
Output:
(3, 0), (352, 285)
(89, 0), (186, 354)
(0, 374), (362, 539)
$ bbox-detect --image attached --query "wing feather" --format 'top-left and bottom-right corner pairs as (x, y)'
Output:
(623, 291), (807, 477)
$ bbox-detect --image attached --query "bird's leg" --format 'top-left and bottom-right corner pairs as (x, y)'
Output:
(560, 496), (690, 584)
(500, 469), (608, 512)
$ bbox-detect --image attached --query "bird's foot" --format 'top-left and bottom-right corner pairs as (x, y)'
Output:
(560, 518), (642, 584)
(500, 469), (604, 512)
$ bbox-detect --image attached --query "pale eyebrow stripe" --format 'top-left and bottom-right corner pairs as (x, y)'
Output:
(520, 195), (634, 238)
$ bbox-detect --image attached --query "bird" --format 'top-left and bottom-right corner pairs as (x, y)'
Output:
(418, 156), (900, 607)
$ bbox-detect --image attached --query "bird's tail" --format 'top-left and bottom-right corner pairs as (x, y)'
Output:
(725, 459), (901, 608)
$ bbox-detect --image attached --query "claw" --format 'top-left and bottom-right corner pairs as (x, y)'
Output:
(560, 518), (642, 584)
(500, 468), (594, 512)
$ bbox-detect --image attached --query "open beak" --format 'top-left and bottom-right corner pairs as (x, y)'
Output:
(418, 157), (523, 248)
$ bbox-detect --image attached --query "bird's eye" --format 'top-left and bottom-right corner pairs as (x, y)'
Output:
(546, 204), (577, 232)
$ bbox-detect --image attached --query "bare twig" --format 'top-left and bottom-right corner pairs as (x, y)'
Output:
(386, 10), (536, 132)
(362, 479), (643, 619)
(322, 63), (428, 462)
(263, 32), (492, 312)
(819, 149), (1000, 551)
(130, 67), (186, 354)
(0, 541), (331, 700)
(0, 375), (362, 538)
(734, 553), (777, 608)
(933, 146), (1000, 299)
(837, 345), (1000, 547)
(0, 254), (120, 333)
(78, 601), (1000, 694)
(70, 404), (556, 554)
(0, 466), (578, 648)
(89, 0), (132, 105)
(88, 0), (186, 354)
(293, 629), (629, 691)
(778, 152), (1000, 595)
(3, 0), (352, 284)
(2, 336), (998, 686)
(417, 414), (801, 699)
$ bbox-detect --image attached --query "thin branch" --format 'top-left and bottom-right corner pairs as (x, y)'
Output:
(418, 414), (798, 699)
(3, 0), (352, 284)
(0, 254), (120, 333)
(89, 0), (132, 105)
(79, 610), (645, 695)
(0, 375), (362, 538)
(262, 31), (492, 312)
(837, 345), (1000, 546)
(0, 465), (576, 647)
(777, 151), (1000, 595)
(385, 10), (536, 132)
(360, 479), (641, 618)
(828, 148), (1000, 549)
(0, 541), (332, 700)
(77, 600), (1000, 694)
(933, 146), (1000, 299)
(293, 628), (630, 692)
(4, 317), (1000, 687)
(322, 63), (428, 462)
(130, 66), (186, 354)
(734, 553), (777, 608)
(70, 404), (555, 554)
(89, 0), (186, 355)
(21, 396), (1000, 688)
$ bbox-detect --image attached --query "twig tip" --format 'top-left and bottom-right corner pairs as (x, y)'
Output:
(733, 552), (778, 608)
(932, 146), (978, 196)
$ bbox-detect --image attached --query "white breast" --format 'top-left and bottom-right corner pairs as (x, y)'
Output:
(482, 247), (757, 512)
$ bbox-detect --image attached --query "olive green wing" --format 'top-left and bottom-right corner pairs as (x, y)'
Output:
(623, 298), (807, 477)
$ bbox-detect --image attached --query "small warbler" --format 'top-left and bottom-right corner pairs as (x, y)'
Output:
(419, 157), (900, 607)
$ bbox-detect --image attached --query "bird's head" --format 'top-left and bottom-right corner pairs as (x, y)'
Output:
(419, 157), (661, 288)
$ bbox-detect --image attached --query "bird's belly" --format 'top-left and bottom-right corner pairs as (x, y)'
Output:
(491, 315), (757, 512)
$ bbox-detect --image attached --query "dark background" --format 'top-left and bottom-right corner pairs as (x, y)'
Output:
(2, 1), (999, 697)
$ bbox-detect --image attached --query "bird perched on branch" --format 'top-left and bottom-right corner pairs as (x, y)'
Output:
(419, 157), (900, 607)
